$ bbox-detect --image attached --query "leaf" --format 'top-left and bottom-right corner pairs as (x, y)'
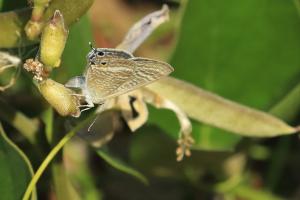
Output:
(0, 98), (39, 144)
(41, 108), (53, 143)
(51, 163), (81, 200)
(270, 82), (300, 122)
(64, 140), (103, 200)
(0, 0), (28, 12)
(147, 77), (297, 137)
(95, 148), (149, 185)
(58, 14), (93, 81)
(216, 176), (282, 200)
(0, 124), (36, 200)
(150, 0), (300, 150)
(116, 4), (170, 53)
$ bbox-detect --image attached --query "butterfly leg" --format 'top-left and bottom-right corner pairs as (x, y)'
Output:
(79, 98), (95, 113)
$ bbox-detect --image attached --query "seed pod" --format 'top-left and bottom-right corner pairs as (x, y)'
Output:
(31, 0), (51, 21)
(146, 77), (298, 137)
(39, 79), (80, 117)
(25, 0), (51, 40)
(40, 10), (68, 68)
(25, 21), (44, 41)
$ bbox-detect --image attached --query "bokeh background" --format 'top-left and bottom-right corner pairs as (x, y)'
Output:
(1, 0), (300, 199)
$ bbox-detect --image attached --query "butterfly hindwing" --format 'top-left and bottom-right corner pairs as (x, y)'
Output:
(105, 57), (173, 99)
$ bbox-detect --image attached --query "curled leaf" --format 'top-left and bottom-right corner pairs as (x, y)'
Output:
(146, 77), (298, 137)
(0, 51), (21, 91)
(117, 4), (169, 53)
(117, 91), (149, 132)
(142, 88), (194, 161)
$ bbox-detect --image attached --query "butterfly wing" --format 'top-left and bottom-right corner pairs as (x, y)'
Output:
(86, 57), (173, 103)
(102, 57), (173, 99)
(85, 57), (136, 103)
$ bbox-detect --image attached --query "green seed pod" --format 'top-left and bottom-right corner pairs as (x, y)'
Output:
(25, 21), (44, 41)
(40, 10), (68, 68)
(25, 0), (51, 40)
(146, 77), (298, 137)
(39, 79), (80, 117)
(31, 0), (51, 21)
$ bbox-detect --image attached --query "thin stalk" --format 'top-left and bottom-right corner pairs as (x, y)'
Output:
(22, 114), (94, 200)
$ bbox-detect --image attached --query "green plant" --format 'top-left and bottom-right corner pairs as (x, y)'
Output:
(1, 0), (300, 199)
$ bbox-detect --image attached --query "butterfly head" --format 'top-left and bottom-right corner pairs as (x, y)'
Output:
(87, 43), (106, 65)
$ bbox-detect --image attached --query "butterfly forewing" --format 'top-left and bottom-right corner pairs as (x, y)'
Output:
(85, 48), (174, 103)
(113, 57), (173, 96)
(85, 57), (136, 103)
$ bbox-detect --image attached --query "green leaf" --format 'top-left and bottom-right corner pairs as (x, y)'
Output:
(95, 148), (149, 185)
(51, 163), (81, 200)
(0, 0), (28, 12)
(147, 77), (297, 138)
(0, 124), (36, 200)
(0, 99), (38, 144)
(41, 108), (54, 143)
(57, 14), (93, 81)
(216, 176), (282, 200)
(270, 81), (300, 121)
(151, 0), (300, 150)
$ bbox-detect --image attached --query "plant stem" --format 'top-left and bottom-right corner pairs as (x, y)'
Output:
(22, 129), (75, 200)
(22, 114), (94, 200)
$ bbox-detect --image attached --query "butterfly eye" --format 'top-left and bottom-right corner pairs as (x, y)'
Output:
(97, 51), (105, 57)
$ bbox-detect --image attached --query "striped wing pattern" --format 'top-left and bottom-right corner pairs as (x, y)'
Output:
(86, 55), (173, 103)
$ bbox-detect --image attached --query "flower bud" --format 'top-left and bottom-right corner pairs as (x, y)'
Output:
(31, 0), (51, 21)
(40, 10), (68, 68)
(25, 0), (51, 40)
(25, 21), (44, 41)
(39, 79), (81, 117)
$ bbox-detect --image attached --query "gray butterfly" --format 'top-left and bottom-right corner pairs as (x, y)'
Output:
(65, 46), (173, 112)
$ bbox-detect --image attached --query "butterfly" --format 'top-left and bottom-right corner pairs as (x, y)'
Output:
(65, 44), (174, 112)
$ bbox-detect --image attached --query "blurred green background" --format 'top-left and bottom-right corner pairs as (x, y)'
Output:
(1, 0), (300, 199)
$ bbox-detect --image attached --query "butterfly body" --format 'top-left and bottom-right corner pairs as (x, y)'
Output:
(65, 47), (173, 110)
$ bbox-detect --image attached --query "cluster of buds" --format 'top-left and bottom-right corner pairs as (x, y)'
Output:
(24, 10), (81, 117)
(25, 0), (51, 40)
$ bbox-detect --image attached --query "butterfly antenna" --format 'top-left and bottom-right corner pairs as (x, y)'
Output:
(89, 42), (96, 51)
(87, 115), (99, 132)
